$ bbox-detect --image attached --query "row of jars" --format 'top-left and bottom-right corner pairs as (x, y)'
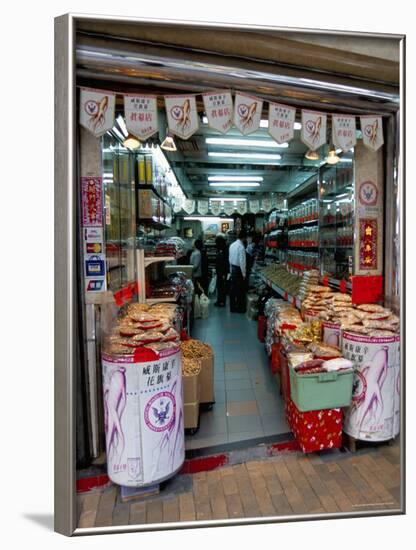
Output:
(288, 226), (319, 247)
(287, 250), (319, 270)
(288, 199), (319, 225)
(320, 226), (353, 247)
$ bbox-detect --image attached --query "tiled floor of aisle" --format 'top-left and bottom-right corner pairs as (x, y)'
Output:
(185, 302), (289, 450)
(77, 440), (402, 527)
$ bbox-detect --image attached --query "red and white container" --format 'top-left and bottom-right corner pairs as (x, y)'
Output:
(342, 332), (400, 442)
(102, 345), (185, 487)
(322, 321), (341, 349)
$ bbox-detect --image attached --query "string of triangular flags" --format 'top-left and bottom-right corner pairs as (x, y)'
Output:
(80, 87), (384, 152)
(173, 197), (285, 216)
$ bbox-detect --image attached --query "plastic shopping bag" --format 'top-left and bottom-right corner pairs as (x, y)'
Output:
(208, 274), (217, 296)
(194, 294), (201, 319)
(200, 293), (210, 319)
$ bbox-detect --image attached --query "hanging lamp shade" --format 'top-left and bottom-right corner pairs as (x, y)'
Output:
(123, 133), (141, 150)
(161, 134), (177, 152)
(326, 147), (340, 165)
(305, 149), (320, 160)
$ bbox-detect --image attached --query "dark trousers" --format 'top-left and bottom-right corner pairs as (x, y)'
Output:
(216, 273), (227, 305)
(229, 265), (246, 313)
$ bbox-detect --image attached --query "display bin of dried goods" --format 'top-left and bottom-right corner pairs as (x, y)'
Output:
(322, 321), (341, 348)
(181, 339), (214, 404)
(285, 397), (343, 453)
(182, 357), (201, 404)
(342, 332), (400, 442)
(257, 315), (267, 342)
(101, 345), (184, 487)
(289, 364), (354, 412)
(184, 402), (200, 430)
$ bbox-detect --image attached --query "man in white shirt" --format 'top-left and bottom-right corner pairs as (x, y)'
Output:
(229, 229), (247, 313)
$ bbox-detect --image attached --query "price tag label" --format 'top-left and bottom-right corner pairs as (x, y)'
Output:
(114, 290), (123, 307)
(340, 279), (347, 293)
(122, 285), (132, 302)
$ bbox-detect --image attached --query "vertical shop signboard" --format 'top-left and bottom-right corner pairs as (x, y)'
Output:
(354, 142), (384, 277)
(233, 93), (263, 135)
(202, 91), (233, 133)
(164, 95), (199, 140)
(301, 110), (327, 151)
(79, 88), (116, 138)
(124, 94), (159, 140)
(332, 115), (357, 152)
(102, 347), (185, 486)
(82, 177), (107, 293)
(268, 102), (296, 144)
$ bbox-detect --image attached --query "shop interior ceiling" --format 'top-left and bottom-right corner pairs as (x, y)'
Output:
(76, 19), (399, 201)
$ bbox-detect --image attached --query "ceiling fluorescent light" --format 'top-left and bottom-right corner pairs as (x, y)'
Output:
(208, 152), (281, 160)
(202, 116), (301, 130)
(208, 176), (263, 182)
(209, 182), (260, 187)
(206, 137), (288, 148)
(209, 198), (246, 202)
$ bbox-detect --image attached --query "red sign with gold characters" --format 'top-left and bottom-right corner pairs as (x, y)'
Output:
(359, 219), (378, 270)
(82, 177), (103, 227)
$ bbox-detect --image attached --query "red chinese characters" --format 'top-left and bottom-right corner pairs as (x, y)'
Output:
(359, 219), (377, 270)
(82, 177), (103, 227)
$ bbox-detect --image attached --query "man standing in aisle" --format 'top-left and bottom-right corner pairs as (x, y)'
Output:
(229, 229), (247, 313)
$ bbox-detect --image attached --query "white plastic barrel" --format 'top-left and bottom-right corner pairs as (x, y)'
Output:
(102, 345), (185, 487)
(342, 332), (400, 442)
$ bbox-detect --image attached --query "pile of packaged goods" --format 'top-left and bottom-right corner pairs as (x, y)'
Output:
(153, 237), (186, 258)
(261, 264), (302, 295)
(264, 298), (289, 355)
(298, 270), (319, 300)
(302, 286), (399, 337)
(103, 303), (180, 354)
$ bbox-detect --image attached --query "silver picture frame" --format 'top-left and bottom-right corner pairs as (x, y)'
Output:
(54, 13), (405, 536)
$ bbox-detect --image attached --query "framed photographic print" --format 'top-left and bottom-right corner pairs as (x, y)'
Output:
(54, 13), (405, 536)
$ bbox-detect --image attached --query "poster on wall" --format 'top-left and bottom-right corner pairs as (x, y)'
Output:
(165, 95), (199, 140)
(268, 102), (296, 144)
(197, 200), (209, 215)
(210, 201), (222, 215)
(360, 116), (384, 151)
(332, 115), (357, 152)
(124, 94), (159, 140)
(102, 347), (185, 486)
(301, 110), (327, 151)
(79, 88), (116, 138)
(202, 91), (233, 133)
(233, 93), (263, 135)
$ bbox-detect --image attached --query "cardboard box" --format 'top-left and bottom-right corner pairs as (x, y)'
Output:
(184, 401), (199, 429)
(286, 397), (343, 453)
(183, 370), (200, 404)
(199, 353), (214, 403)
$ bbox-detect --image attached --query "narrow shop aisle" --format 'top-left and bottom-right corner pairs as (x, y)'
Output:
(185, 303), (289, 450)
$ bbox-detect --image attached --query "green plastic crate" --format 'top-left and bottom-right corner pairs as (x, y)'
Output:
(289, 365), (354, 412)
